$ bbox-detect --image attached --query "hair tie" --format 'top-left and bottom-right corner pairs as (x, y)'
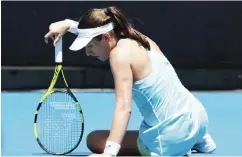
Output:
(104, 8), (110, 16)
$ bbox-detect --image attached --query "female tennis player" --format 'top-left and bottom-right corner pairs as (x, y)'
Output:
(45, 6), (216, 157)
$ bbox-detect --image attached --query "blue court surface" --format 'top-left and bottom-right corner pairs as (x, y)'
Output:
(1, 90), (242, 156)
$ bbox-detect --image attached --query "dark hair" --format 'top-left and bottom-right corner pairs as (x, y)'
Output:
(77, 6), (150, 50)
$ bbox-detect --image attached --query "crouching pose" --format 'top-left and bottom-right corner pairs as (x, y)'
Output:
(45, 6), (216, 157)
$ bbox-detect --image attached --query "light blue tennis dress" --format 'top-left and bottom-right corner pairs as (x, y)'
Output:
(132, 50), (210, 156)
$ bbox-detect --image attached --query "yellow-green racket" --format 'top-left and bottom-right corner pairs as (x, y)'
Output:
(34, 38), (84, 155)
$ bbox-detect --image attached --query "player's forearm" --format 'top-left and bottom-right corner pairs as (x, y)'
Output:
(108, 104), (132, 144)
(103, 105), (131, 156)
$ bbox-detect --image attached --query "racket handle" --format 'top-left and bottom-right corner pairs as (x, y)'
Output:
(55, 38), (63, 63)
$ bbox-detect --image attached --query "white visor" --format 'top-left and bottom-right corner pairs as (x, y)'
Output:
(69, 22), (115, 51)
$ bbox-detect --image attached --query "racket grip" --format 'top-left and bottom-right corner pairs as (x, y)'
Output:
(55, 38), (63, 63)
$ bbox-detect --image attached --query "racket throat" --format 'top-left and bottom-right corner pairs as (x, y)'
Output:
(46, 65), (62, 93)
(47, 65), (70, 92)
(61, 69), (70, 88)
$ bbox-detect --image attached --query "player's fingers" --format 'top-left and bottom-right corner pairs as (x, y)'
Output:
(53, 35), (61, 46)
(44, 31), (53, 44)
(50, 36), (55, 41)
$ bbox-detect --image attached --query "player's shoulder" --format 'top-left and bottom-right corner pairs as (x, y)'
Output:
(117, 38), (133, 45)
(110, 38), (133, 60)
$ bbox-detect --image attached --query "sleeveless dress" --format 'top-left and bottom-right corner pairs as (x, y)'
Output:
(132, 51), (209, 156)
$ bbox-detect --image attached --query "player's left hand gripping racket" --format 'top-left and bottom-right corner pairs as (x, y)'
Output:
(34, 38), (84, 155)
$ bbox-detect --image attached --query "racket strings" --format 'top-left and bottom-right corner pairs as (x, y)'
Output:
(37, 92), (82, 154)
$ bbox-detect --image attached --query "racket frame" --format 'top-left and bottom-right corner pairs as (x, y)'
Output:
(34, 38), (84, 155)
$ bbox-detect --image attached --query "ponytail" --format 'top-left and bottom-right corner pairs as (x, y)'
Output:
(104, 7), (150, 50)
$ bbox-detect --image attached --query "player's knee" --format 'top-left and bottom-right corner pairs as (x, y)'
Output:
(87, 130), (108, 154)
(87, 131), (101, 153)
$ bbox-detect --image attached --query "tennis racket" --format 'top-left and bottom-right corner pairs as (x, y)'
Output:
(34, 38), (84, 155)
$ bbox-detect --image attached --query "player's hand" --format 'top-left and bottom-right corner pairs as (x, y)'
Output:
(87, 153), (113, 157)
(44, 20), (70, 46)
